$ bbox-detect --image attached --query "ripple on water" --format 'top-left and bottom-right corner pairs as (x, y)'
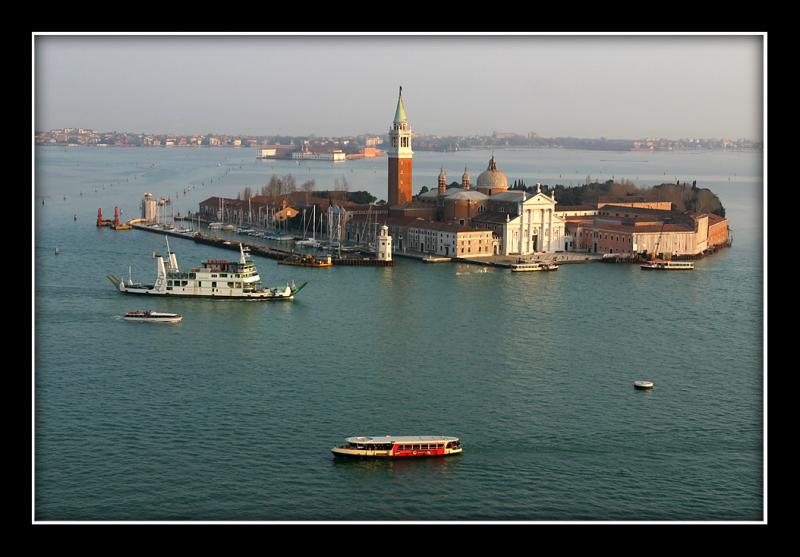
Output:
(35, 147), (763, 521)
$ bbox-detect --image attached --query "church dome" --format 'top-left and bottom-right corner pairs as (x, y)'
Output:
(445, 189), (488, 201)
(476, 156), (508, 191)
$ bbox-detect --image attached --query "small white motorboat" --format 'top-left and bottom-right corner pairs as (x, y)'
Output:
(634, 380), (654, 390)
(510, 262), (559, 272)
(123, 311), (182, 323)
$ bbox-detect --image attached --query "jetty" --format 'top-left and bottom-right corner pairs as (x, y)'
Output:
(422, 255), (452, 264)
(193, 233), (295, 260)
(457, 252), (600, 268)
(132, 223), (198, 241)
(132, 223), (392, 266)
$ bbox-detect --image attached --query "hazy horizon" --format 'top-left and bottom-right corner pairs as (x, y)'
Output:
(35, 35), (764, 141)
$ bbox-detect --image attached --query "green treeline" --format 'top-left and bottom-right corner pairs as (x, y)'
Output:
(509, 179), (726, 217)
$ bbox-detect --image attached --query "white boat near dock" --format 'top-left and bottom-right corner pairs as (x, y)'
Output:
(640, 260), (694, 271)
(510, 262), (559, 272)
(107, 236), (307, 301)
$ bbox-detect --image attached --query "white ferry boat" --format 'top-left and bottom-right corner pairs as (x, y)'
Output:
(107, 237), (307, 300)
(331, 436), (463, 459)
(640, 260), (694, 271)
(123, 311), (182, 323)
(510, 262), (559, 272)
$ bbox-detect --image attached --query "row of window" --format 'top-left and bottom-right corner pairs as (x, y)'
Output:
(349, 443), (393, 451)
(590, 232), (633, 243)
(396, 444), (443, 451)
(169, 279), (246, 288)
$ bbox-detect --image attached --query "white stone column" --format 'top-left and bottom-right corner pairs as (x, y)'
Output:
(527, 209), (532, 255)
(540, 208), (545, 252)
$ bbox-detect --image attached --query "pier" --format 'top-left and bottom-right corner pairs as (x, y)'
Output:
(457, 252), (600, 268)
(132, 223), (200, 241)
(193, 233), (295, 260)
(132, 223), (392, 265)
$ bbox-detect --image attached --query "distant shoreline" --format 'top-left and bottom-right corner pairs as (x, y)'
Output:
(34, 144), (762, 154)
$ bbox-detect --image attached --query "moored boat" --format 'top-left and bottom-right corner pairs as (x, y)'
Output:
(640, 259), (694, 270)
(634, 380), (654, 390)
(331, 436), (462, 459)
(279, 254), (333, 267)
(123, 310), (182, 323)
(295, 238), (322, 248)
(510, 262), (559, 272)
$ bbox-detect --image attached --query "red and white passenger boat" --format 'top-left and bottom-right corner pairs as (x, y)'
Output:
(331, 436), (462, 459)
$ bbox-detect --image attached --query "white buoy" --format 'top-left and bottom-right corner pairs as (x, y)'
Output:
(634, 380), (654, 390)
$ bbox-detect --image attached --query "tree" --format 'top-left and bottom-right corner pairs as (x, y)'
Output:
(301, 179), (315, 205)
(242, 186), (252, 200)
(282, 174), (297, 194)
(334, 176), (349, 191)
(347, 191), (378, 204)
(334, 176), (349, 200)
(267, 175), (281, 197)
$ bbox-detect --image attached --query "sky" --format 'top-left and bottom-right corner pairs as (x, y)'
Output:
(34, 34), (764, 140)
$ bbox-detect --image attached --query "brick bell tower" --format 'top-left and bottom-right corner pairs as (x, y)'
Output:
(388, 86), (413, 207)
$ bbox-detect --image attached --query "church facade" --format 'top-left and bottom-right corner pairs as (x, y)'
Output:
(471, 187), (567, 256)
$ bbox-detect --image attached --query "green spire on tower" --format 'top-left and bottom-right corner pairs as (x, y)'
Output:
(394, 86), (407, 124)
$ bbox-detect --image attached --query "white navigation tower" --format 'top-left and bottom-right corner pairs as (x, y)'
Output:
(377, 225), (393, 262)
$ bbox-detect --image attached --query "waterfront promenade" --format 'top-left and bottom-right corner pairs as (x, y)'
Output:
(457, 252), (601, 267)
(390, 249), (601, 267)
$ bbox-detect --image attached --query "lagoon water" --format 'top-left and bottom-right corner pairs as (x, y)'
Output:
(34, 146), (763, 521)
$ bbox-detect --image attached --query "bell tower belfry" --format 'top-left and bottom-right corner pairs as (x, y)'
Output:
(388, 86), (413, 207)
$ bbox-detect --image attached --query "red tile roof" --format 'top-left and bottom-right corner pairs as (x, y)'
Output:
(556, 205), (596, 212)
